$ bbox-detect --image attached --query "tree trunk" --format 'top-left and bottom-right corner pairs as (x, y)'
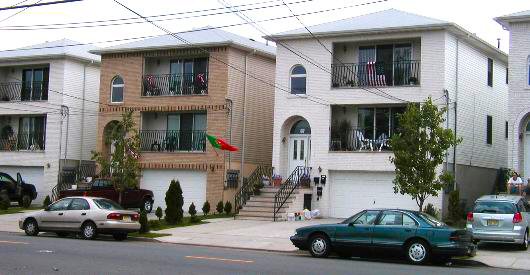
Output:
(418, 199), (424, 213)
(118, 190), (123, 205)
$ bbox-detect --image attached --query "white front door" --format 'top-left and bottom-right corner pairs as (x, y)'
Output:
(288, 135), (310, 174)
(524, 133), (530, 179)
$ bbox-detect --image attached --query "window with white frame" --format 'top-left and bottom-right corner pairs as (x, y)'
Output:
(111, 76), (124, 103)
(290, 65), (306, 94)
(527, 56), (530, 87)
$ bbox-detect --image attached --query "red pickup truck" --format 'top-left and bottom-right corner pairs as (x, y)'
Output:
(59, 178), (154, 213)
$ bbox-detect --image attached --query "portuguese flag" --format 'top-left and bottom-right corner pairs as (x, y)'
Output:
(206, 134), (238, 151)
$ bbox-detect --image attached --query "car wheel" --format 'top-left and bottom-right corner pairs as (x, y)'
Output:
(113, 233), (128, 241)
(520, 230), (528, 251)
(309, 234), (331, 258)
(56, 232), (69, 238)
(81, 222), (98, 240)
(143, 199), (153, 213)
(23, 219), (39, 236)
(406, 239), (430, 265)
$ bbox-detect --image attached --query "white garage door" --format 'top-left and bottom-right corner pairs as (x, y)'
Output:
(330, 171), (419, 218)
(0, 166), (45, 204)
(140, 169), (207, 212)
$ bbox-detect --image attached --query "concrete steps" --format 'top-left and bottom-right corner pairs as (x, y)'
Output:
(236, 187), (296, 221)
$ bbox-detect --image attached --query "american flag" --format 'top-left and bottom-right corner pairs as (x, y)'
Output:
(366, 61), (386, 86)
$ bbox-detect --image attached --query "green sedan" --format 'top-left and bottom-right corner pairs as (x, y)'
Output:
(290, 209), (476, 264)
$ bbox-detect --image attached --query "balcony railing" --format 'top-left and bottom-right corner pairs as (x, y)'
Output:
(331, 60), (420, 88)
(0, 81), (49, 102)
(139, 130), (206, 152)
(142, 73), (208, 96)
(329, 128), (393, 152)
(0, 130), (46, 151)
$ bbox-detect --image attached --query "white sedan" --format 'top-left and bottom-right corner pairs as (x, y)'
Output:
(19, 196), (141, 241)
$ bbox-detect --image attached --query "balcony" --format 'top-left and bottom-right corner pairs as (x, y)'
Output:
(142, 73), (208, 96)
(0, 81), (49, 102)
(331, 61), (420, 88)
(330, 128), (391, 152)
(139, 130), (206, 152)
(0, 130), (45, 151)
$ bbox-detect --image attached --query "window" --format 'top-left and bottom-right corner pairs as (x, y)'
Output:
(473, 201), (516, 214)
(290, 65), (306, 94)
(111, 76), (124, 103)
(68, 198), (90, 210)
(506, 67), (509, 84)
(505, 121), (509, 139)
(353, 210), (379, 225)
(376, 211), (418, 226)
(94, 199), (123, 210)
(48, 198), (72, 211)
(290, 119), (311, 134)
(358, 107), (406, 139)
(486, 115), (493, 145)
(528, 56), (530, 87)
(18, 116), (46, 150)
(487, 58), (493, 87)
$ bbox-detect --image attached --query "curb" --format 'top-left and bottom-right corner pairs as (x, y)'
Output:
(154, 240), (300, 254)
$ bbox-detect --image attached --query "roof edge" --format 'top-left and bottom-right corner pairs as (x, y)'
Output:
(494, 14), (530, 29)
(0, 53), (101, 64)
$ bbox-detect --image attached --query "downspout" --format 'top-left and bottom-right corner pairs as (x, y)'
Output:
(79, 63), (87, 164)
(453, 38), (459, 191)
(226, 99), (233, 170)
(64, 106), (69, 159)
(240, 49), (256, 188)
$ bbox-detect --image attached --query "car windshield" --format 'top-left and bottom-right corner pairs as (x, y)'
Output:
(93, 199), (123, 210)
(474, 201), (516, 214)
(418, 212), (445, 227)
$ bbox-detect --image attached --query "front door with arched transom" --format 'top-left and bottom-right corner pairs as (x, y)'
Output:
(288, 119), (311, 174)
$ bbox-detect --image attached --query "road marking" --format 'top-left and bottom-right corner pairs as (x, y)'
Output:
(0, 240), (29, 244)
(185, 256), (254, 263)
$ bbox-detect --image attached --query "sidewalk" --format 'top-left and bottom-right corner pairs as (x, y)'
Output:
(473, 243), (530, 270)
(155, 218), (341, 252)
(0, 210), (39, 232)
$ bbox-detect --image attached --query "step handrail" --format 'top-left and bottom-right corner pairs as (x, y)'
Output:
(273, 166), (311, 221)
(234, 165), (273, 215)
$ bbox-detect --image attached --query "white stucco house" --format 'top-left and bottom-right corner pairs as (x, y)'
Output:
(0, 39), (100, 204)
(495, 11), (530, 181)
(267, 9), (508, 218)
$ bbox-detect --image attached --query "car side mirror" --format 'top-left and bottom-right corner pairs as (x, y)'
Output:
(348, 222), (355, 227)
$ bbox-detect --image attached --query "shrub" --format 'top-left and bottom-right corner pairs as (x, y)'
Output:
(202, 201), (210, 216)
(448, 190), (463, 223)
(253, 181), (264, 195)
(216, 201), (224, 214)
(189, 202), (198, 223)
(149, 220), (161, 230)
(155, 206), (163, 221)
(165, 179), (184, 225)
(423, 203), (439, 219)
(42, 195), (51, 208)
(0, 190), (9, 210)
(224, 201), (232, 215)
(139, 210), (149, 233)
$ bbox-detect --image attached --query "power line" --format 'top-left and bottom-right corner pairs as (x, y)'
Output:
(112, 0), (331, 107)
(0, 0), (43, 24)
(0, 0), (81, 11)
(0, 0), (315, 31)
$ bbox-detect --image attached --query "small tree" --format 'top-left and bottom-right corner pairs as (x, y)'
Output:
(448, 189), (463, 223)
(224, 201), (232, 215)
(216, 201), (224, 214)
(189, 202), (198, 223)
(202, 201), (210, 216)
(165, 179), (184, 224)
(389, 98), (461, 212)
(92, 111), (141, 204)
(139, 210), (149, 233)
(42, 195), (51, 208)
(155, 206), (163, 221)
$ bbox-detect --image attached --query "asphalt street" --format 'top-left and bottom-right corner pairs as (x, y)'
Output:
(0, 232), (527, 275)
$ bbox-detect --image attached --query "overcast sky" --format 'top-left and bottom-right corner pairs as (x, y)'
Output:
(0, 0), (528, 53)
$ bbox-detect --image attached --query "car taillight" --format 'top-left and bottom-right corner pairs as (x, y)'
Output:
(467, 212), (473, 222)
(131, 213), (139, 221)
(107, 213), (122, 220)
(513, 212), (523, 223)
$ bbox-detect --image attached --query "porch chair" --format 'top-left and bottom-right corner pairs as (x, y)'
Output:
(374, 133), (389, 152)
(355, 130), (372, 151)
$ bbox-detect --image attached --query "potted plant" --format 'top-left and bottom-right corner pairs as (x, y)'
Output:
(408, 76), (418, 85)
(272, 174), (282, 187)
(300, 173), (311, 187)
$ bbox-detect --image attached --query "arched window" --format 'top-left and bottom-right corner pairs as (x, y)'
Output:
(290, 119), (311, 134)
(111, 76), (124, 103)
(290, 65), (306, 94)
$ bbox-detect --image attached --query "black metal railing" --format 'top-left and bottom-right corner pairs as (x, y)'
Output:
(0, 130), (45, 151)
(52, 161), (96, 201)
(329, 127), (393, 152)
(139, 130), (206, 152)
(234, 165), (273, 215)
(273, 166), (311, 221)
(142, 73), (208, 96)
(331, 60), (420, 88)
(0, 81), (49, 102)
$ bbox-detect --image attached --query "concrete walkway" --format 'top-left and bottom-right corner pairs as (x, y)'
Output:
(473, 243), (530, 270)
(155, 218), (341, 251)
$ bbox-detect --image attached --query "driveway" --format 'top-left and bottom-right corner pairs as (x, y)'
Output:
(0, 210), (39, 232)
(474, 243), (530, 270)
(155, 218), (342, 251)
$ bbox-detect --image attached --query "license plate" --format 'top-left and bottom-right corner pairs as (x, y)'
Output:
(122, 216), (131, 222)
(487, 219), (498, 226)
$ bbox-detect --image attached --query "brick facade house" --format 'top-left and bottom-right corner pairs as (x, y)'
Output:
(92, 28), (275, 212)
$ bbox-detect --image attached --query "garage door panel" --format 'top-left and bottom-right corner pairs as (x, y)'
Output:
(330, 171), (418, 218)
(0, 166), (45, 204)
(140, 169), (206, 213)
